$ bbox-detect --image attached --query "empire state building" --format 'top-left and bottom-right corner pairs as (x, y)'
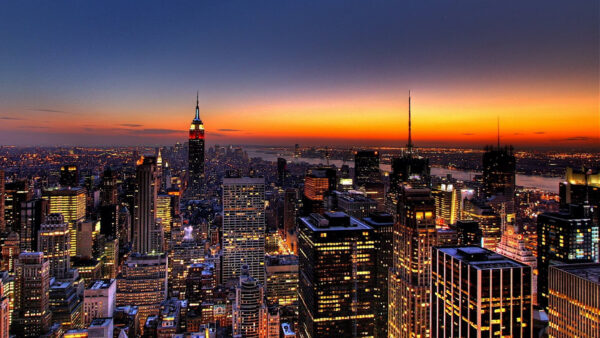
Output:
(188, 93), (205, 197)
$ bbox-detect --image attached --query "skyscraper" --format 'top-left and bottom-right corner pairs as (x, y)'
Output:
(0, 282), (8, 338)
(19, 198), (48, 252)
(13, 252), (52, 337)
(42, 187), (86, 257)
(222, 177), (266, 284)
(188, 93), (205, 197)
(277, 157), (288, 187)
(548, 263), (600, 337)
(482, 144), (516, 214)
(537, 203), (598, 309)
(354, 150), (380, 188)
(388, 187), (437, 337)
(298, 212), (376, 338)
(232, 265), (264, 338)
(38, 213), (71, 279)
(133, 155), (162, 254)
(431, 246), (533, 337)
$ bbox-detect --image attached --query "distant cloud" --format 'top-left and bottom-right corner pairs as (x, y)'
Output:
(83, 127), (94, 132)
(218, 128), (243, 132)
(30, 108), (71, 114)
(130, 128), (182, 135)
(563, 136), (592, 141)
(209, 132), (225, 137)
(0, 116), (25, 120)
(120, 123), (143, 128)
(533, 131), (546, 135)
(513, 132), (523, 135)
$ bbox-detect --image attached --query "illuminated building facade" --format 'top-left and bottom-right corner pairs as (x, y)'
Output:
(116, 253), (167, 333)
(188, 94), (205, 197)
(363, 212), (393, 338)
(19, 198), (48, 253)
(431, 247), (533, 337)
(495, 224), (538, 304)
(83, 279), (116, 326)
(1, 232), (20, 273)
(334, 191), (378, 220)
(298, 212), (375, 338)
(4, 181), (32, 233)
(59, 164), (79, 187)
(548, 263), (600, 337)
(537, 204), (598, 309)
(133, 155), (162, 254)
(432, 183), (460, 226)
(43, 187), (86, 257)
(388, 187), (437, 338)
(354, 150), (380, 188)
(169, 228), (204, 299)
(13, 252), (52, 337)
(302, 167), (336, 215)
(222, 177), (266, 285)
(265, 255), (298, 308)
(38, 213), (71, 279)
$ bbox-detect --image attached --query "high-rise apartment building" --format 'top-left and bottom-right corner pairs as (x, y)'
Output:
(38, 213), (71, 279)
(298, 212), (375, 338)
(13, 252), (52, 337)
(222, 177), (266, 285)
(431, 246), (533, 337)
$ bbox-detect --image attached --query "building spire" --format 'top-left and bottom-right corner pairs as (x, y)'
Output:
(195, 91), (200, 120)
(407, 90), (413, 154)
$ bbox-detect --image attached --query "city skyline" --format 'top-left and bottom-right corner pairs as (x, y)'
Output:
(0, 1), (598, 149)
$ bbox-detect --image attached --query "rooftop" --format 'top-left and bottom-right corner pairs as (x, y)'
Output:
(222, 177), (265, 185)
(87, 279), (115, 290)
(300, 212), (372, 232)
(552, 263), (600, 285)
(437, 246), (526, 270)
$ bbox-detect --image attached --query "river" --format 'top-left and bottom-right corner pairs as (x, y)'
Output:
(247, 150), (561, 193)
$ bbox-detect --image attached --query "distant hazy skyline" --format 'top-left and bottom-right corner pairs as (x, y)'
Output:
(0, 1), (598, 149)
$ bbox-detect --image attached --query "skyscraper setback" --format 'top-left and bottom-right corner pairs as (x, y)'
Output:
(188, 93), (205, 197)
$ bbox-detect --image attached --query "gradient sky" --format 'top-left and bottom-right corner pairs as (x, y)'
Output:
(0, 0), (598, 149)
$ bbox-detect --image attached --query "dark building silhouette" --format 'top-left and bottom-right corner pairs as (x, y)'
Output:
(277, 158), (289, 187)
(354, 150), (380, 187)
(59, 164), (79, 187)
(482, 145), (515, 200)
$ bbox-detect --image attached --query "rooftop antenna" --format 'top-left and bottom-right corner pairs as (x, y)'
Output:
(407, 90), (413, 155)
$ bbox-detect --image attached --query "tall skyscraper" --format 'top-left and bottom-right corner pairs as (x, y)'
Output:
(19, 198), (48, 252)
(277, 157), (288, 187)
(298, 212), (376, 338)
(431, 246), (533, 337)
(482, 144), (516, 214)
(265, 254), (298, 309)
(59, 164), (79, 187)
(222, 177), (266, 284)
(133, 155), (162, 254)
(388, 187), (437, 338)
(188, 93), (205, 197)
(100, 167), (118, 207)
(0, 282), (8, 338)
(38, 213), (71, 279)
(354, 150), (380, 188)
(363, 212), (393, 338)
(548, 263), (600, 337)
(386, 93), (431, 216)
(432, 183), (460, 226)
(302, 167), (336, 215)
(13, 252), (52, 337)
(537, 203), (598, 309)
